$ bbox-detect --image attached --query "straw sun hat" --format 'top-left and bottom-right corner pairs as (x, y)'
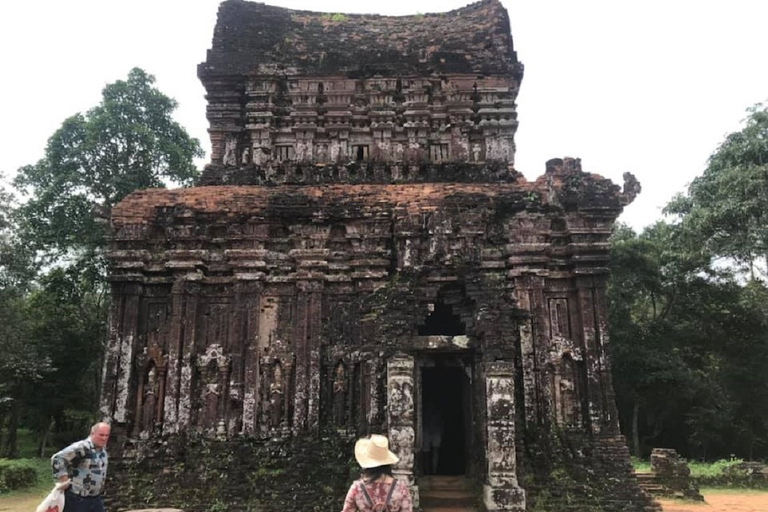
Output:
(354, 434), (400, 468)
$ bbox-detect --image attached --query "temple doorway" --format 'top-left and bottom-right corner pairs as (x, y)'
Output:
(420, 363), (471, 475)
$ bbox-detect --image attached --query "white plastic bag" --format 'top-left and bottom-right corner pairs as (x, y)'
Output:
(35, 481), (69, 512)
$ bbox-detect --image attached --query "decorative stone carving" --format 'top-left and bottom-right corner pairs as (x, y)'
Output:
(223, 136), (237, 166)
(133, 344), (166, 438)
(100, 2), (657, 511)
(260, 341), (294, 434)
(483, 362), (525, 512)
(387, 353), (418, 507)
(141, 366), (158, 434)
(269, 363), (284, 428)
(332, 362), (347, 426)
(196, 344), (231, 433)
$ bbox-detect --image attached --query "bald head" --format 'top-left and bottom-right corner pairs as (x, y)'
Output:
(89, 422), (111, 449)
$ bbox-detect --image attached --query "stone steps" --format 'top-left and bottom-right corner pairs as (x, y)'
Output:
(419, 476), (477, 512)
(419, 475), (474, 491)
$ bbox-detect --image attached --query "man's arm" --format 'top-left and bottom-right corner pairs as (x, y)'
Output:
(51, 440), (86, 487)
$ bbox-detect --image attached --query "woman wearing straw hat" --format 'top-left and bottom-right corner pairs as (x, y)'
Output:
(341, 434), (413, 512)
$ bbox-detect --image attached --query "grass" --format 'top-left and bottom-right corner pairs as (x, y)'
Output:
(0, 485), (51, 512)
(631, 457), (748, 476)
(632, 456), (768, 491)
(0, 457), (51, 493)
(0, 457), (53, 511)
(0, 428), (58, 510)
(688, 459), (743, 477)
(631, 456), (651, 473)
(15, 428), (58, 459)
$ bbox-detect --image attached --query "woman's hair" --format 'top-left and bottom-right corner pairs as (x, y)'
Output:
(361, 464), (393, 482)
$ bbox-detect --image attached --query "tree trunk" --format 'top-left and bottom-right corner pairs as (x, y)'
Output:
(764, 253), (768, 280)
(632, 400), (640, 457)
(0, 412), (6, 454)
(2, 400), (20, 458)
(36, 417), (55, 457)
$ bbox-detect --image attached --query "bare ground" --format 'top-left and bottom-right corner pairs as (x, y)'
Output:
(658, 490), (768, 512)
(3, 488), (768, 512)
(0, 486), (48, 512)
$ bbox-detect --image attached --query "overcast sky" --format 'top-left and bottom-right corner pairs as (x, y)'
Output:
(1, 0), (766, 231)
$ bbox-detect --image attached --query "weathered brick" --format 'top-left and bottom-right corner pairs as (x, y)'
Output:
(100, 2), (654, 512)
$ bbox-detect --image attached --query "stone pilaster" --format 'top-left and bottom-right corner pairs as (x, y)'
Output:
(386, 353), (419, 508)
(483, 361), (525, 512)
(511, 275), (548, 428)
(575, 275), (611, 433)
(99, 285), (124, 421)
(162, 281), (185, 433)
(108, 283), (142, 424)
(176, 281), (200, 431)
(239, 281), (262, 435)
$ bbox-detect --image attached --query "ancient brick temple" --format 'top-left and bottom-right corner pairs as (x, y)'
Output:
(100, 1), (656, 511)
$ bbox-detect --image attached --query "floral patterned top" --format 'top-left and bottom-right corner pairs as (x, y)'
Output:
(342, 477), (412, 512)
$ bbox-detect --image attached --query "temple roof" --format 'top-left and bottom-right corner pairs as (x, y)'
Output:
(111, 160), (639, 225)
(198, 0), (522, 79)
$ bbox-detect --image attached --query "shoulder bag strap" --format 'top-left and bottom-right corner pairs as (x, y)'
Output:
(359, 482), (374, 507)
(385, 479), (397, 509)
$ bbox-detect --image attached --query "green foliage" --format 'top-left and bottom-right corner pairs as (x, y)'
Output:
(688, 458), (744, 477)
(609, 221), (768, 460)
(521, 425), (619, 512)
(0, 180), (42, 438)
(0, 265), (104, 457)
(13, 429), (53, 459)
(10, 267), (106, 454)
(1, 68), (200, 458)
(0, 178), (35, 292)
(0, 192), (51, 457)
(689, 459), (768, 489)
(321, 12), (347, 22)
(631, 457), (651, 473)
(208, 500), (228, 512)
(632, 458), (768, 490)
(113, 433), (353, 512)
(0, 459), (39, 493)
(13, 67), (203, 271)
(666, 103), (768, 276)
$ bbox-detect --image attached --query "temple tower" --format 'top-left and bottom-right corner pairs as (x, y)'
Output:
(100, 2), (656, 511)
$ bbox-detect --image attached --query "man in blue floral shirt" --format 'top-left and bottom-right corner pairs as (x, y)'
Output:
(51, 422), (110, 512)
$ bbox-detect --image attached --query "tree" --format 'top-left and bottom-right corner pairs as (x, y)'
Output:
(608, 222), (699, 457)
(651, 102), (768, 459)
(0, 178), (47, 457)
(13, 67), (203, 271)
(666, 103), (768, 277)
(0, 177), (35, 291)
(4, 69), (203, 454)
(609, 221), (768, 460)
(23, 267), (107, 452)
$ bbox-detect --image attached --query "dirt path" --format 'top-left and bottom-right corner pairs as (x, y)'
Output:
(0, 489), (46, 512)
(4, 489), (768, 512)
(658, 491), (768, 512)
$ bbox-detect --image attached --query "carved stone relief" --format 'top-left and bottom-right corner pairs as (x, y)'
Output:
(260, 341), (295, 434)
(196, 343), (231, 434)
(133, 344), (166, 438)
(387, 354), (416, 489)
